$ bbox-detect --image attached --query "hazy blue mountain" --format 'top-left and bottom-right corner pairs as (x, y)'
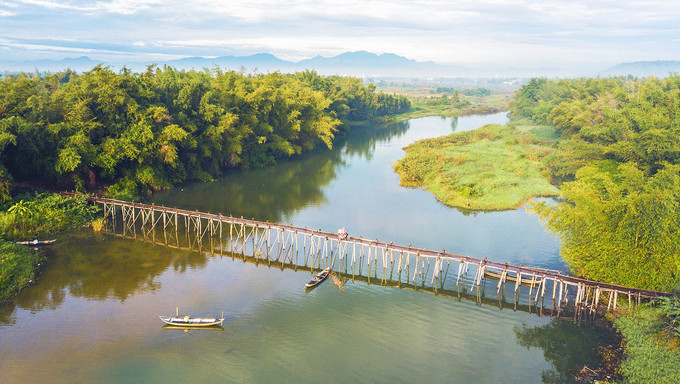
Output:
(163, 53), (296, 73)
(296, 51), (456, 77)
(160, 51), (460, 77)
(599, 61), (680, 78)
(1, 56), (104, 73)
(12, 52), (678, 79)
(1, 51), (470, 77)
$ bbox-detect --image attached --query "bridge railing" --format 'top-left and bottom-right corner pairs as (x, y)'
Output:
(61, 192), (679, 317)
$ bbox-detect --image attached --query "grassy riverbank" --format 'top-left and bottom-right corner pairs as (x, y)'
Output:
(394, 122), (559, 210)
(0, 192), (101, 301)
(613, 305), (680, 384)
(0, 241), (44, 301)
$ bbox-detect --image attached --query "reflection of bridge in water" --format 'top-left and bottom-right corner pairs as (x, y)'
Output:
(67, 194), (677, 318)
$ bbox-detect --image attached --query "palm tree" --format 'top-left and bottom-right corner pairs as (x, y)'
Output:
(8, 200), (32, 234)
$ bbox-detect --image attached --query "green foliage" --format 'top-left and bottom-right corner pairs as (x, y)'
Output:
(533, 163), (680, 291)
(432, 87), (491, 97)
(658, 297), (680, 337)
(513, 76), (680, 291)
(0, 193), (100, 241)
(0, 191), (101, 300)
(461, 88), (491, 96)
(614, 307), (680, 384)
(0, 241), (43, 301)
(404, 92), (510, 120)
(411, 93), (468, 109)
(394, 124), (558, 210)
(511, 76), (680, 178)
(105, 177), (138, 200)
(0, 67), (408, 197)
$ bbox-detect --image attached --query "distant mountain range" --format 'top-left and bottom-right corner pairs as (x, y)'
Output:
(599, 61), (680, 78)
(0, 51), (468, 78)
(0, 51), (467, 78)
(2, 52), (679, 79)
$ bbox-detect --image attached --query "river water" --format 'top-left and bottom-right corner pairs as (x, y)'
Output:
(0, 113), (609, 383)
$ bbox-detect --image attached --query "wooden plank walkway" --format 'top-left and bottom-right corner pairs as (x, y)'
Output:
(64, 193), (678, 316)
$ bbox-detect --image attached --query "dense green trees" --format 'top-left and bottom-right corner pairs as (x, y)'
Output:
(0, 192), (102, 300)
(511, 76), (680, 291)
(533, 163), (680, 290)
(0, 66), (409, 199)
(614, 302), (680, 383)
(0, 192), (99, 240)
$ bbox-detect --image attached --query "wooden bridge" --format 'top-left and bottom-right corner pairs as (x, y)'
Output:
(66, 193), (677, 318)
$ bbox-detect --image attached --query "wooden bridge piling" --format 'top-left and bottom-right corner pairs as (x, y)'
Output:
(66, 194), (678, 316)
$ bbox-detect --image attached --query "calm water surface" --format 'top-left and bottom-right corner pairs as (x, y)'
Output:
(0, 114), (607, 383)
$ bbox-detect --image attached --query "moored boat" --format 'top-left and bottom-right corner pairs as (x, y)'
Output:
(162, 324), (224, 331)
(159, 308), (224, 327)
(305, 267), (331, 288)
(13, 239), (57, 246)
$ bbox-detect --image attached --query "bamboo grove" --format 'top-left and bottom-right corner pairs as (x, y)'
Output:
(0, 66), (409, 200)
(510, 76), (680, 291)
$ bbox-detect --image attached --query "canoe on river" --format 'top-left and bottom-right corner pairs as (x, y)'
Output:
(305, 267), (331, 288)
(159, 309), (224, 327)
(159, 315), (224, 327)
(13, 239), (56, 246)
(162, 324), (224, 331)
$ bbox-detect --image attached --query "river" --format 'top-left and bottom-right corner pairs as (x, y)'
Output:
(0, 113), (609, 383)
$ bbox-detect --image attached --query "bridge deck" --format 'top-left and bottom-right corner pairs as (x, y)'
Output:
(62, 192), (678, 315)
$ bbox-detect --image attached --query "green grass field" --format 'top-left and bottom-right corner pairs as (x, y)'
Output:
(394, 123), (558, 210)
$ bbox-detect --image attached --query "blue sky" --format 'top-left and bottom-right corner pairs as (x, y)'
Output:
(1, 0), (679, 72)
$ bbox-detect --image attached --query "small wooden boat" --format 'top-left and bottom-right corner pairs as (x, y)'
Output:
(162, 324), (223, 331)
(159, 308), (224, 327)
(305, 267), (331, 288)
(13, 239), (56, 246)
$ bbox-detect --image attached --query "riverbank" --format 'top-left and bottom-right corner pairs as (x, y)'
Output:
(0, 241), (44, 301)
(394, 122), (559, 210)
(0, 192), (102, 301)
(611, 304), (680, 383)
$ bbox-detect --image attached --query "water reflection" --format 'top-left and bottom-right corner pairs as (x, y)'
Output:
(339, 120), (410, 161)
(514, 318), (614, 383)
(150, 120), (411, 223)
(0, 301), (16, 325)
(1, 232), (211, 323)
(149, 155), (337, 223)
(451, 116), (458, 131)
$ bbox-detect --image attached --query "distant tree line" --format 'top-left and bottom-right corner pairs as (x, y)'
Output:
(511, 76), (680, 291)
(0, 66), (409, 199)
(433, 87), (490, 96)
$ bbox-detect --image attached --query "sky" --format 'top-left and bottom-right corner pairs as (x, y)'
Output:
(1, 0), (679, 74)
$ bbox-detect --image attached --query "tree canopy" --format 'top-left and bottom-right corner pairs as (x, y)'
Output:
(0, 66), (409, 199)
(511, 76), (680, 291)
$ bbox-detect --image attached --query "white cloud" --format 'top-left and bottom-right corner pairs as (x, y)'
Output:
(2, 0), (679, 72)
(18, 0), (90, 10)
(17, 0), (160, 14)
(96, 0), (161, 15)
(1, 40), (101, 53)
